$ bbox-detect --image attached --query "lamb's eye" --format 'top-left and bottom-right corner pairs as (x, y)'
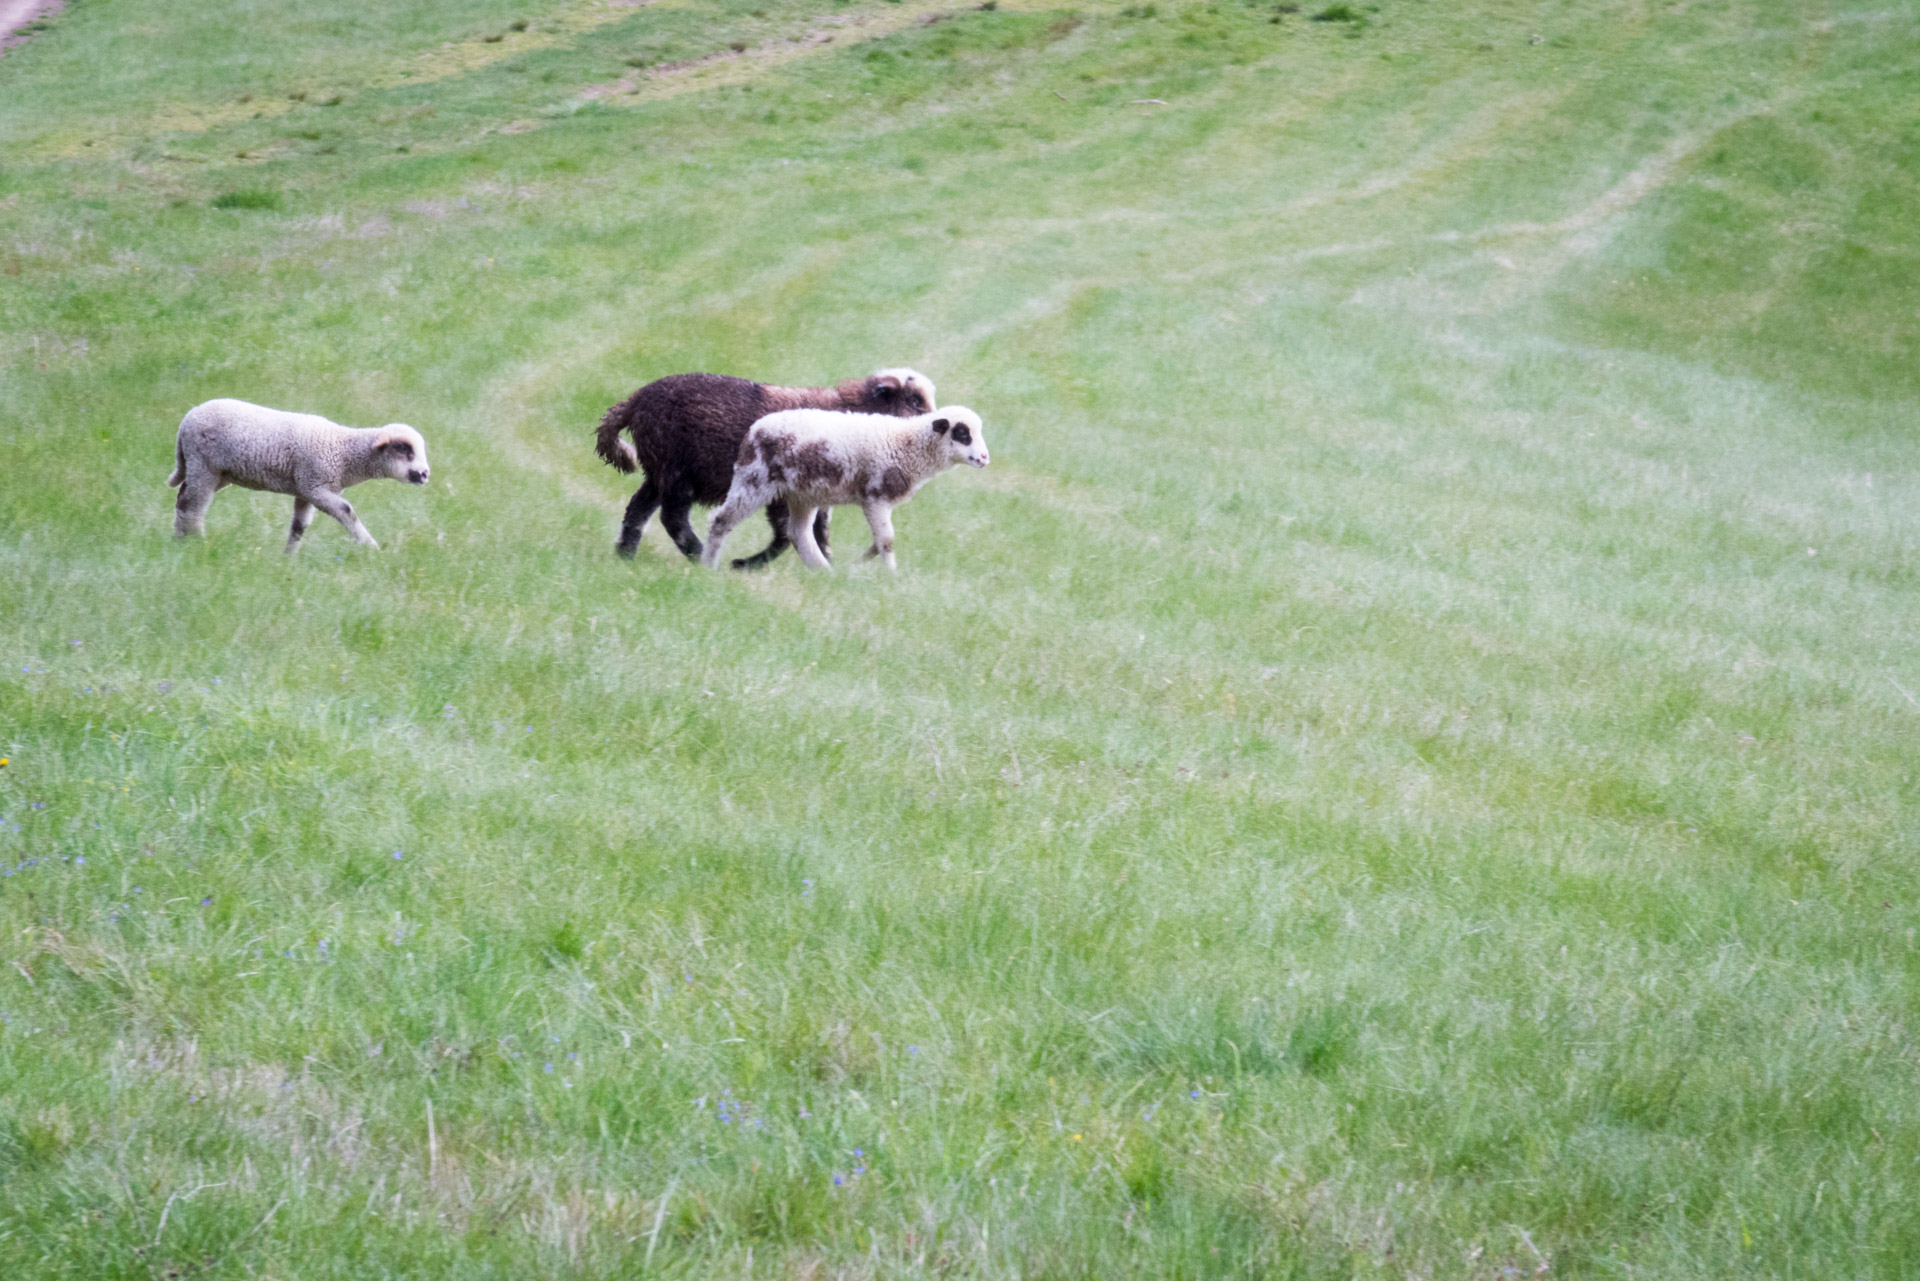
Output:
(952, 425), (972, 445)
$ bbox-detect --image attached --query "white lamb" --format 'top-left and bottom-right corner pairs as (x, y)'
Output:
(166, 398), (431, 553)
(700, 406), (989, 572)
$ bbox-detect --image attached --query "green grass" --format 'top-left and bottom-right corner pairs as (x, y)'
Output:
(3, 0), (1919, 1275)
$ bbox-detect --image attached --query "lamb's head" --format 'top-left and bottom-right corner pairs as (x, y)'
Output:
(371, 426), (431, 485)
(928, 408), (989, 469)
(864, 367), (937, 416)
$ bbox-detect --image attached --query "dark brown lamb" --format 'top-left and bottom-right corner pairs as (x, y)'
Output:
(595, 368), (935, 567)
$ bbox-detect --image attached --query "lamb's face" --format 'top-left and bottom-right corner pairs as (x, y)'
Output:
(896, 370), (936, 414)
(374, 426), (432, 485)
(930, 409), (989, 469)
(868, 367), (937, 416)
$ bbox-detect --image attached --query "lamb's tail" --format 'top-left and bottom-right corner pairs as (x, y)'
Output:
(166, 433), (185, 488)
(595, 397), (640, 474)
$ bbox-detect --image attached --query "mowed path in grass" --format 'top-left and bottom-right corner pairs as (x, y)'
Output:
(2, 1), (1919, 1277)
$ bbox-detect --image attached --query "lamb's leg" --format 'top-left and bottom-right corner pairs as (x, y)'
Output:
(659, 481), (704, 560)
(730, 499), (797, 571)
(860, 503), (897, 572)
(700, 490), (762, 570)
(285, 498), (316, 554)
(790, 505), (832, 570)
(615, 474), (662, 559)
(814, 508), (832, 562)
(308, 489), (379, 549)
(172, 467), (218, 538)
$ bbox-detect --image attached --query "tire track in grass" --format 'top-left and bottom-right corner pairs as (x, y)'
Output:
(28, 0), (652, 155)
(38, 0), (1077, 156)
(540, 0), (1081, 123)
(473, 239), (867, 530)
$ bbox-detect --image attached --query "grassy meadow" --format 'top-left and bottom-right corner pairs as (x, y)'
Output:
(4, 0), (1920, 1275)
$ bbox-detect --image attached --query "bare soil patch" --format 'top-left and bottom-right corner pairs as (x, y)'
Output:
(0, 0), (62, 56)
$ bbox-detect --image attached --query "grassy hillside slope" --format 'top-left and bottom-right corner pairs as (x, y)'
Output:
(3, 0), (1919, 1275)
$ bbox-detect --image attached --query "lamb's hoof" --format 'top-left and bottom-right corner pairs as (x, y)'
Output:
(615, 543), (639, 560)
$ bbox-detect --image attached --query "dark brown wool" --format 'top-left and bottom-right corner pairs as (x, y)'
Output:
(596, 370), (931, 567)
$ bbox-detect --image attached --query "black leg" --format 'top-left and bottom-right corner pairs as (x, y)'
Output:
(615, 474), (662, 559)
(660, 483), (704, 560)
(730, 499), (795, 570)
(814, 508), (831, 562)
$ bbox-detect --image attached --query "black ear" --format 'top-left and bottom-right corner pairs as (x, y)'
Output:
(374, 432), (414, 459)
(871, 376), (901, 399)
(931, 418), (950, 435)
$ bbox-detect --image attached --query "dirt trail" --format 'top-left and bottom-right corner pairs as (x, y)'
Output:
(0, 0), (59, 53)
(575, 0), (1063, 108)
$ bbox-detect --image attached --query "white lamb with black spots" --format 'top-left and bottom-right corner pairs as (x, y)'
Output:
(167, 398), (430, 553)
(700, 406), (989, 572)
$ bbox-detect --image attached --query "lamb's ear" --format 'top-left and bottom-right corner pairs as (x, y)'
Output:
(372, 428), (414, 459)
(869, 375), (901, 400)
(931, 417), (951, 435)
